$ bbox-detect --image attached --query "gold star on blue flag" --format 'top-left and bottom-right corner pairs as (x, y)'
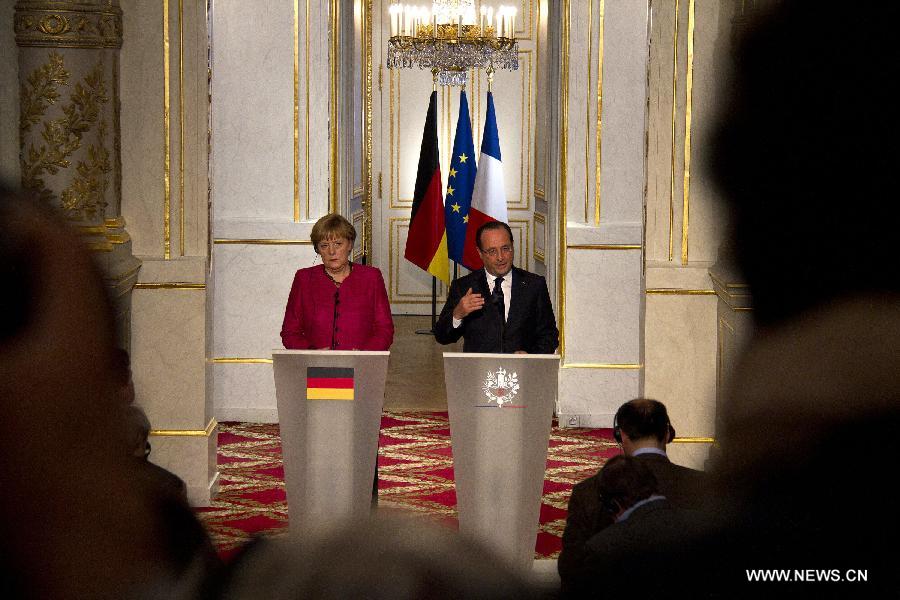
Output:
(445, 90), (477, 267)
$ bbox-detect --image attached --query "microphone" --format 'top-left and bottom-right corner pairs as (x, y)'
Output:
(490, 284), (505, 353)
(331, 290), (340, 349)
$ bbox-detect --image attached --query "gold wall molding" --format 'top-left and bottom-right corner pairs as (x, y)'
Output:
(514, 0), (535, 40)
(680, 0), (696, 265)
(351, 208), (365, 261)
(112, 50), (122, 215)
(110, 263), (141, 284)
(709, 270), (753, 312)
(667, 0), (680, 261)
(86, 240), (113, 251)
(509, 218), (532, 268)
(150, 418), (217, 437)
(646, 288), (715, 295)
(105, 215), (130, 244)
(582, 0), (592, 223)
(561, 363), (643, 370)
(533, 211), (546, 262)
(671, 436), (715, 444)
(14, 2), (123, 49)
(293, 0), (300, 222)
(594, 0), (605, 226)
(178, 0), (185, 256)
(77, 224), (107, 235)
(364, 0), (373, 261)
(516, 50), (534, 211)
(213, 238), (312, 245)
(329, 0), (339, 214)
(163, 0), (171, 259)
(134, 282), (205, 290)
(718, 316), (734, 334)
(559, 0), (570, 358)
(533, 0), (545, 204)
(211, 358), (273, 364)
(292, 0), (313, 220)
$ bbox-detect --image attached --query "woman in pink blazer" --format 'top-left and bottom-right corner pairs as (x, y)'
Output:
(281, 214), (393, 350)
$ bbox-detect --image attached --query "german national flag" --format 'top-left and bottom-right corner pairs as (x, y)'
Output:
(404, 91), (450, 285)
(306, 367), (354, 401)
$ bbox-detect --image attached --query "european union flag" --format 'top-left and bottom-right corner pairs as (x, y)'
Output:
(445, 90), (477, 268)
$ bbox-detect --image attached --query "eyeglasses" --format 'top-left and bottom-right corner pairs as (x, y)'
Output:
(317, 239), (348, 252)
(480, 245), (513, 258)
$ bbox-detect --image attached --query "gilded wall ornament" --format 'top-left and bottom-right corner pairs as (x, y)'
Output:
(19, 50), (69, 145)
(14, 1), (123, 49)
(61, 120), (111, 220)
(20, 52), (111, 220)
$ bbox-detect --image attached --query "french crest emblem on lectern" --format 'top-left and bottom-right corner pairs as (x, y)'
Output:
(482, 367), (520, 406)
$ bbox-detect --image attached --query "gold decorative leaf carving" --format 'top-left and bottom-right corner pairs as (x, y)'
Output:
(19, 51), (69, 139)
(20, 54), (110, 217)
(61, 120), (111, 219)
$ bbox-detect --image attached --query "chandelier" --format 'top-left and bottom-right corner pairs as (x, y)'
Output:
(387, 1), (519, 87)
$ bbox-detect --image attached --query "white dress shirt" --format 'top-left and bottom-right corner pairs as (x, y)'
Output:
(452, 270), (512, 328)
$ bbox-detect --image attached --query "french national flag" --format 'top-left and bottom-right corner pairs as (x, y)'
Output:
(462, 91), (508, 271)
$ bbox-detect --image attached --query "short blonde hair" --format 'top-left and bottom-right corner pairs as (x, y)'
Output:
(310, 214), (356, 251)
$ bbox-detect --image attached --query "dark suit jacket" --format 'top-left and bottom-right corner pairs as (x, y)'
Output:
(574, 499), (702, 596)
(558, 453), (708, 594)
(434, 267), (558, 354)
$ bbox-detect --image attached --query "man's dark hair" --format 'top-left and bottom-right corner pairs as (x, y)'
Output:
(615, 398), (674, 444)
(475, 221), (513, 251)
(597, 455), (659, 513)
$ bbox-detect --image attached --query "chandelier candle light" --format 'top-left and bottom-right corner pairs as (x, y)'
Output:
(387, 1), (519, 87)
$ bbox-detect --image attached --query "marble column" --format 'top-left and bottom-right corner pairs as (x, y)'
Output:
(15, 0), (139, 347)
(555, 0), (650, 429)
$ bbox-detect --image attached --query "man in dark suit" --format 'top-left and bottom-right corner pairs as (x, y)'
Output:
(434, 221), (558, 354)
(570, 455), (699, 596)
(558, 398), (707, 593)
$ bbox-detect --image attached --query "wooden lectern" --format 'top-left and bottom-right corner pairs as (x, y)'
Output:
(272, 350), (389, 535)
(443, 352), (560, 571)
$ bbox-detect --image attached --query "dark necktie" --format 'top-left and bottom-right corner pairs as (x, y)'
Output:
(492, 276), (505, 323)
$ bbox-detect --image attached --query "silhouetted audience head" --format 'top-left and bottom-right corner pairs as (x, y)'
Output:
(613, 398), (676, 451)
(712, 1), (899, 326)
(596, 455), (659, 518)
(694, 2), (900, 595)
(0, 184), (213, 597)
(220, 517), (539, 600)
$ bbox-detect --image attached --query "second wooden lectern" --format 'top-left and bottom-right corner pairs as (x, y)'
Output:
(443, 352), (560, 571)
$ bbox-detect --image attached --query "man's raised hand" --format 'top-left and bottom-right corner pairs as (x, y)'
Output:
(452, 287), (485, 320)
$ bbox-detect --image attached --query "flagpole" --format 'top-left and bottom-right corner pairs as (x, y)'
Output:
(431, 276), (437, 330)
(414, 68), (442, 337)
(415, 276), (438, 335)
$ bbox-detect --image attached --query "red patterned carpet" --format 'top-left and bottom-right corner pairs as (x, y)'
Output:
(196, 411), (618, 561)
